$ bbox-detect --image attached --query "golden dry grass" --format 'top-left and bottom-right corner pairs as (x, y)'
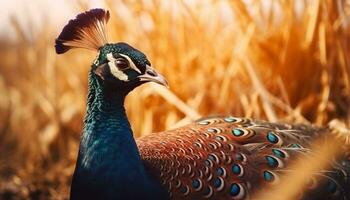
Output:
(0, 0), (349, 199)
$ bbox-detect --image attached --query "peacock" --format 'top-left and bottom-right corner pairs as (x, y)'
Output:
(55, 9), (350, 200)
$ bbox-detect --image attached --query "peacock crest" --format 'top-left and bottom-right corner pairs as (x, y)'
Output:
(55, 8), (109, 54)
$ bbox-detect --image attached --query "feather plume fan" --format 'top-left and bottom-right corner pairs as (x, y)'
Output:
(55, 8), (110, 54)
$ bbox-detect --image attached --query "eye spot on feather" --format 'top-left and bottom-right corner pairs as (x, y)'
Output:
(235, 153), (247, 162)
(265, 156), (279, 168)
(192, 178), (202, 191)
(263, 170), (275, 182)
(216, 167), (226, 177)
(272, 149), (286, 158)
(208, 154), (219, 164)
(180, 185), (190, 195)
(215, 135), (227, 142)
(267, 132), (279, 144)
(212, 177), (224, 191)
(202, 186), (213, 198)
(232, 128), (244, 136)
(224, 116), (238, 123)
(229, 183), (245, 199)
(289, 143), (303, 148)
(204, 159), (214, 168)
(232, 128), (255, 138)
(232, 164), (244, 177)
(207, 127), (222, 133)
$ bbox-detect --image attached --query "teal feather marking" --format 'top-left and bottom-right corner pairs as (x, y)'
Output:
(232, 129), (244, 136)
(272, 149), (286, 158)
(263, 171), (274, 182)
(232, 164), (242, 174)
(230, 183), (240, 196)
(289, 143), (302, 148)
(224, 116), (237, 123)
(192, 179), (200, 189)
(213, 178), (222, 188)
(265, 156), (278, 168)
(216, 167), (225, 176)
(267, 132), (279, 143)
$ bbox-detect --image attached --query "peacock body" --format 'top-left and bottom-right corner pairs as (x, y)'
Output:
(138, 116), (350, 199)
(55, 9), (350, 200)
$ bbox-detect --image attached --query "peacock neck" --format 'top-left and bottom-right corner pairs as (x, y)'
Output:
(71, 72), (168, 200)
(73, 72), (147, 190)
(84, 71), (130, 137)
(80, 72), (140, 166)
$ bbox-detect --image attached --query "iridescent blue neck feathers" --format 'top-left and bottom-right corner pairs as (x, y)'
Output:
(70, 72), (168, 200)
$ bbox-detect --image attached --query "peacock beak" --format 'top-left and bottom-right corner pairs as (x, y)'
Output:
(138, 65), (169, 88)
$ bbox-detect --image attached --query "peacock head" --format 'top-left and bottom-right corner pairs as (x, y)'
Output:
(55, 8), (168, 91)
(91, 42), (168, 90)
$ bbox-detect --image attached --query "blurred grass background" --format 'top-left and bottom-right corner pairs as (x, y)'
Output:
(0, 0), (349, 199)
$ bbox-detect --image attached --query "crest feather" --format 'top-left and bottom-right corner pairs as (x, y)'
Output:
(55, 8), (110, 54)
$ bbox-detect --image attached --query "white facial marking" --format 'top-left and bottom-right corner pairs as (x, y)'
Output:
(119, 53), (142, 74)
(106, 53), (115, 62)
(106, 53), (128, 81)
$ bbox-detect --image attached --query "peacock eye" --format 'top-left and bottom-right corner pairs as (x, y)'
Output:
(115, 58), (130, 70)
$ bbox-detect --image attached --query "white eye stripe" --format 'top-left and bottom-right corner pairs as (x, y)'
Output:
(119, 53), (142, 74)
(106, 53), (135, 70)
(105, 53), (128, 81)
(108, 61), (128, 81)
(104, 53), (143, 81)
